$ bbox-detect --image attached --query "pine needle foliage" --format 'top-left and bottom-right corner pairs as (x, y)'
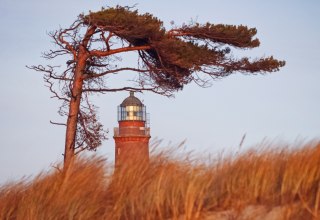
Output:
(83, 5), (285, 91)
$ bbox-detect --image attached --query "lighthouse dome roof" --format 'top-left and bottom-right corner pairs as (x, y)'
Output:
(120, 92), (143, 107)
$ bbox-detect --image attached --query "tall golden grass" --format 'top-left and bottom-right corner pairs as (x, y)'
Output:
(0, 141), (319, 220)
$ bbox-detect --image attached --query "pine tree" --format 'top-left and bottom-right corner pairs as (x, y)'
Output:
(29, 6), (285, 168)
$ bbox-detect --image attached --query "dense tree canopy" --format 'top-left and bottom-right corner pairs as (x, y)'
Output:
(30, 6), (285, 167)
(83, 7), (284, 91)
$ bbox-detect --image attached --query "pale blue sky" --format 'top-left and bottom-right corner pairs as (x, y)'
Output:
(0, 0), (319, 183)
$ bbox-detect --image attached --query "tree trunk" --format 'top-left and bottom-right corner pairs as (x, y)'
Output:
(64, 49), (87, 168)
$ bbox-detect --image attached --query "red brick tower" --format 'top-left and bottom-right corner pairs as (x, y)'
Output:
(113, 92), (150, 167)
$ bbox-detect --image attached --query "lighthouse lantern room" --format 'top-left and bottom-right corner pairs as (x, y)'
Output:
(113, 92), (150, 167)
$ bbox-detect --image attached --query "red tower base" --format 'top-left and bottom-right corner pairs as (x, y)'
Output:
(114, 121), (150, 168)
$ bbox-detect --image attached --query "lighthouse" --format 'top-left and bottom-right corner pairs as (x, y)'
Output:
(113, 92), (150, 167)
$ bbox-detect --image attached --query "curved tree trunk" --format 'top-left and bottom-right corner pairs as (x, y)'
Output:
(64, 49), (87, 168)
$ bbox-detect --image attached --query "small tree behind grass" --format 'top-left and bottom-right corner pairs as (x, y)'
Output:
(29, 5), (285, 167)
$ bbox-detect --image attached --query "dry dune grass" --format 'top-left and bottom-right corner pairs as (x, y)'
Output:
(0, 141), (319, 220)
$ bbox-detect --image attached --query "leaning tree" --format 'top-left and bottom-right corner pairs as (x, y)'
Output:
(29, 6), (285, 168)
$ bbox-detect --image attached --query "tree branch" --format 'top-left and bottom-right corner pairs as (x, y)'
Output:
(89, 45), (151, 57)
(82, 26), (97, 48)
(27, 65), (73, 81)
(83, 67), (149, 79)
(101, 31), (113, 51)
(50, 120), (67, 126)
(83, 86), (172, 97)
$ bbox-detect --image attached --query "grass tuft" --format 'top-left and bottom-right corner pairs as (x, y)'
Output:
(0, 141), (319, 219)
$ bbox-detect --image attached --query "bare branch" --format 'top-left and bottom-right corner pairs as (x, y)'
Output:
(83, 67), (149, 79)
(41, 75), (70, 102)
(82, 26), (97, 48)
(75, 147), (88, 155)
(83, 86), (172, 97)
(42, 49), (70, 59)
(50, 120), (67, 126)
(57, 18), (83, 57)
(27, 65), (73, 81)
(101, 31), (113, 51)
